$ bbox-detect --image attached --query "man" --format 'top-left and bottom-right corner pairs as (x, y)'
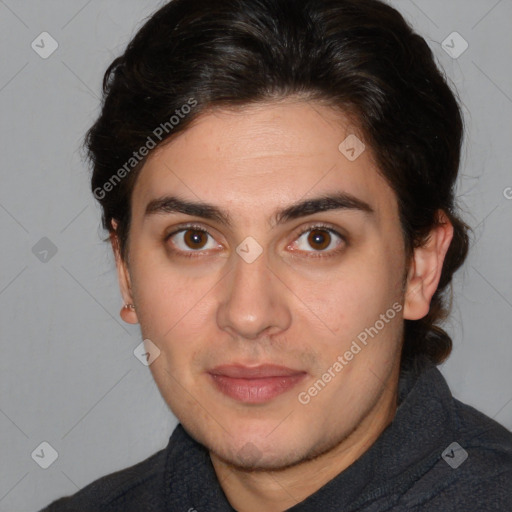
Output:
(42, 0), (512, 510)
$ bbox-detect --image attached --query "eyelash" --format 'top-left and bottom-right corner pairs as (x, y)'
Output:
(290, 223), (346, 258)
(164, 223), (346, 259)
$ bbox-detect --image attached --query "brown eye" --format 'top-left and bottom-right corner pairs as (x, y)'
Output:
(307, 229), (331, 250)
(291, 225), (345, 256)
(166, 227), (219, 255)
(183, 229), (208, 249)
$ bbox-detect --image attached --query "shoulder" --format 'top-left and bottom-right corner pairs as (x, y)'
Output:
(395, 363), (512, 510)
(409, 395), (512, 511)
(40, 442), (170, 511)
(453, 396), (512, 468)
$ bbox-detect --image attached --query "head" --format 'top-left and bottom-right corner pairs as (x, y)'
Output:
(86, 0), (469, 471)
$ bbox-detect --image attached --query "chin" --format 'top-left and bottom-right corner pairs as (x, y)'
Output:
(214, 443), (308, 472)
(204, 424), (340, 473)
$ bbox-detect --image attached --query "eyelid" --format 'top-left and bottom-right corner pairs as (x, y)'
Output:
(164, 222), (214, 241)
(293, 222), (346, 240)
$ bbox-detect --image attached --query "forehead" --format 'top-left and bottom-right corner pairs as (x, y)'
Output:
(132, 100), (398, 223)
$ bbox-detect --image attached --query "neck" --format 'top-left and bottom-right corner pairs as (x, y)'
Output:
(210, 369), (400, 512)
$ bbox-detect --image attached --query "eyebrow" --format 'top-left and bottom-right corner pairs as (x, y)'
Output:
(144, 192), (374, 227)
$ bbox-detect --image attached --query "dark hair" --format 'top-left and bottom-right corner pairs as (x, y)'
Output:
(85, 0), (470, 366)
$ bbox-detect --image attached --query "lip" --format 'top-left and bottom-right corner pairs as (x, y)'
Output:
(208, 364), (307, 404)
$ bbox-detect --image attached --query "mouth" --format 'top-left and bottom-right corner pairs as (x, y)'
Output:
(207, 364), (307, 404)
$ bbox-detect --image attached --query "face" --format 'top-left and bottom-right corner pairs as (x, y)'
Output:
(118, 100), (410, 470)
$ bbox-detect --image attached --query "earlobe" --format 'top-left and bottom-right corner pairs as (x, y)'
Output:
(403, 211), (454, 321)
(120, 303), (138, 324)
(110, 221), (139, 325)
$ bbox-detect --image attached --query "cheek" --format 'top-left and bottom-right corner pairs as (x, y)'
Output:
(293, 259), (405, 390)
(296, 252), (402, 339)
(131, 257), (217, 345)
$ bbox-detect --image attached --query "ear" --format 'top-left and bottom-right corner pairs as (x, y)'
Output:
(110, 220), (138, 324)
(403, 211), (454, 321)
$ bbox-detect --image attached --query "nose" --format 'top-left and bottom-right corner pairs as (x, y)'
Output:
(216, 249), (292, 341)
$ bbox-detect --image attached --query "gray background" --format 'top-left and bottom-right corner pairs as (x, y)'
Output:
(0, 1), (511, 510)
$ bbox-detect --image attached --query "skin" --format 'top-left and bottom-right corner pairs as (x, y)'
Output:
(113, 99), (453, 512)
